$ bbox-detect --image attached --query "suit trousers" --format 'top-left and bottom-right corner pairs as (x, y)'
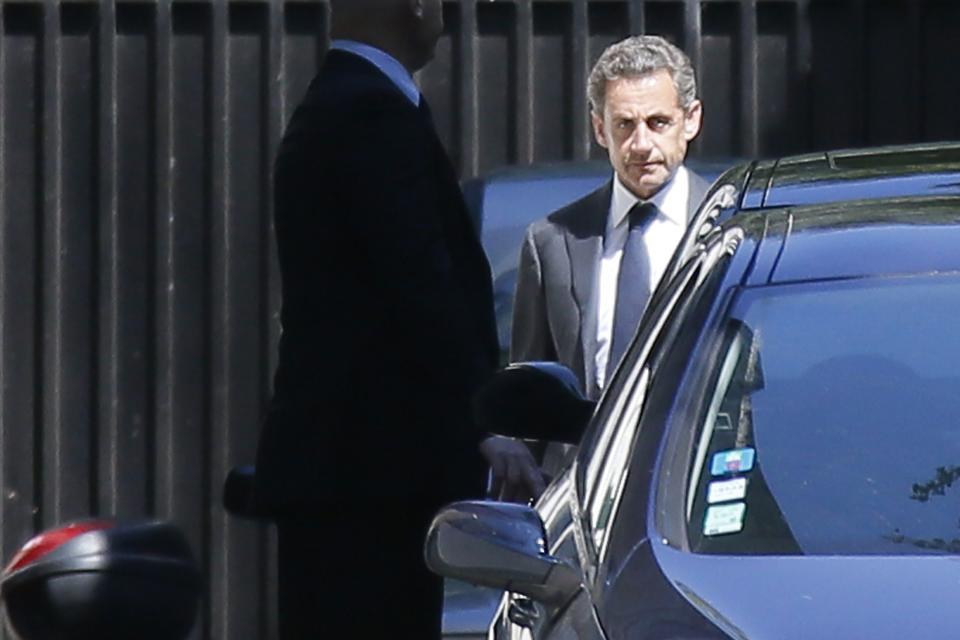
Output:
(277, 500), (445, 639)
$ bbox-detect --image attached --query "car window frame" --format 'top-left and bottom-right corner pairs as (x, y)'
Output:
(574, 227), (746, 569)
(571, 257), (703, 573)
(654, 285), (756, 551)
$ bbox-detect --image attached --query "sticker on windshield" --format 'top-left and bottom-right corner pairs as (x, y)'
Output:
(714, 412), (734, 431)
(703, 502), (746, 536)
(707, 477), (747, 504)
(710, 447), (755, 476)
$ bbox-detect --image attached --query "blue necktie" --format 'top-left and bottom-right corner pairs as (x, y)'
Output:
(607, 201), (656, 382)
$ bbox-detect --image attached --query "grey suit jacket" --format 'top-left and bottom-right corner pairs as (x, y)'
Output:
(510, 170), (710, 399)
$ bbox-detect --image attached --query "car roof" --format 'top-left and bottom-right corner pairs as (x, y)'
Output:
(739, 141), (960, 210)
(732, 196), (960, 285)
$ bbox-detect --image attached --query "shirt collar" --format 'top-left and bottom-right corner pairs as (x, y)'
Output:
(609, 165), (689, 230)
(330, 40), (421, 106)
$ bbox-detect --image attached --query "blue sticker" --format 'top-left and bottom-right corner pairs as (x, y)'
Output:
(710, 447), (755, 476)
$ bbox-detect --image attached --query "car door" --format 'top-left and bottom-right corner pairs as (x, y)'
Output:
(578, 229), (743, 572)
(585, 228), (757, 639)
(489, 228), (746, 639)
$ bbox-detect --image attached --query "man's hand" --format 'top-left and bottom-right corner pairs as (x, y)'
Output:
(479, 436), (547, 503)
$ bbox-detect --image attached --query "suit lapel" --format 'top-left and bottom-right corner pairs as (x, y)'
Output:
(561, 182), (611, 397)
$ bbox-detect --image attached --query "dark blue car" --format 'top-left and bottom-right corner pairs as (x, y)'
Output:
(430, 142), (960, 639)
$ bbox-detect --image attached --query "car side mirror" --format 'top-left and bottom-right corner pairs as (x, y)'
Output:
(473, 362), (595, 444)
(425, 501), (581, 606)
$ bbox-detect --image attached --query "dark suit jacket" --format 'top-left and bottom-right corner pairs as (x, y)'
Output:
(511, 172), (709, 399)
(255, 50), (500, 511)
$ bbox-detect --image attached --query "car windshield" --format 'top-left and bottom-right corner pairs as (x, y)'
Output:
(685, 273), (960, 556)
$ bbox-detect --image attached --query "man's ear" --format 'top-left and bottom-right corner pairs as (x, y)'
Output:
(410, 0), (424, 19)
(591, 111), (608, 149)
(683, 99), (703, 142)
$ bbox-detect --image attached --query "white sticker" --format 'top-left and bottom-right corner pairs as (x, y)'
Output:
(707, 477), (747, 504)
(703, 502), (746, 536)
(714, 412), (733, 431)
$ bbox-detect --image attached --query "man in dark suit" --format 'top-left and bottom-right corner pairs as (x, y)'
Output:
(254, 1), (543, 637)
(512, 36), (708, 400)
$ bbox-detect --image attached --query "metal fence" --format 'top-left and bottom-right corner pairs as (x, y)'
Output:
(0, 1), (958, 638)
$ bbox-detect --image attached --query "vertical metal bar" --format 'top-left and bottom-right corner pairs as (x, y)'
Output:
(0, 0), (6, 567)
(144, 1), (158, 523)
(153, 0), (174, 519)
(96, 0), (119, 519)
(907, 0), (923, 139)
(207, 2), (228, 638)
(851, 0), (867, 143)
(739, 0), (758, 156)
(684, 0), (702, 156)
(794, 0), (812, 150)
(263, 5), (287, 635)
(571, 0), (590, 159)
(0, 7), (5, 498)
(211, 3), (273, 637)
(459, 0), (478, 177)
(629, 0), (646, 35)
(264, 0), (283, 442)
(51, 0), (101, 533)
(684, 0), (702, 70)
(515, 0), (534, 165)
(105, 0), (156, 524)
(1, 1), (46, 564)
(40, 0), (63, 530)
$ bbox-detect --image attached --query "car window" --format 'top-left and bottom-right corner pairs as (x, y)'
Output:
(574, 259), (699, 558)
(576, 232), (739, 560)
(680, 273), (960, 555)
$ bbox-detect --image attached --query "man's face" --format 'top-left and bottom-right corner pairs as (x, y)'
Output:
(592, 69), (702, 200)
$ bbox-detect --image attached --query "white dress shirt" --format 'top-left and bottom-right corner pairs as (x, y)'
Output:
(594, 166), (690, 389)
(329, 40), (420, 106)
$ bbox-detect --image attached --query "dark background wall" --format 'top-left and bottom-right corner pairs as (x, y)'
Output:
(0, 1), (957, 638)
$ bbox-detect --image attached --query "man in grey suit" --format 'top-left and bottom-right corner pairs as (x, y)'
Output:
(512, 35), (708, 400)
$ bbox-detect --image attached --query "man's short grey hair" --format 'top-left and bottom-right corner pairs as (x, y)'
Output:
(588, 35), (697, 114)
